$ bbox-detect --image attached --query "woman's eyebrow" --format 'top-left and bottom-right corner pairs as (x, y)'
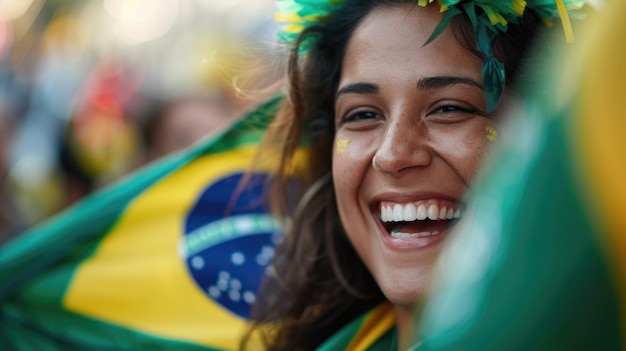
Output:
(417, 76), (483, 90)
(336, 82), (379, 99)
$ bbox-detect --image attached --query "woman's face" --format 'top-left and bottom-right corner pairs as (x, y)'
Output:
(332, 5), (501, 305)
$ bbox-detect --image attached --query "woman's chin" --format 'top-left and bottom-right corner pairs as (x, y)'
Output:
(372, 255), (436, 306)
(380, 280), (428, 307)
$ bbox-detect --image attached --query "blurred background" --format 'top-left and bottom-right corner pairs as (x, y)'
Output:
(0, 0), (282, 242)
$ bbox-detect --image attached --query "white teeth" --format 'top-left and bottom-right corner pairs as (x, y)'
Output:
(416, 204), (427, 220)
(403, 204), (417, 221)
(381, 206), (392, 222)
(380, 203), (462, 223)
(438, 206), (447, 220)
(393, 204), (403, 222)
(427, 204), (439, 220)
(390, 230), (440, 238)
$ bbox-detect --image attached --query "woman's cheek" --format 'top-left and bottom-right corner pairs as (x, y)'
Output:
(332, 134), (376, 182)
(433, 121), (494, 182)
(467, 122), (497, 178)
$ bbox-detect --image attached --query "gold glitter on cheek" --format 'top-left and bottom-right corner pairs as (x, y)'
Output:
(336, 139), (350, 154)
(486, 125), (498, 142)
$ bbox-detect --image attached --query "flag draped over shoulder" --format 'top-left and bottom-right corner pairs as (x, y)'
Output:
(413, 2), (625, 350)
(0, 96), (291, 350)
(316, 303), (396, 351)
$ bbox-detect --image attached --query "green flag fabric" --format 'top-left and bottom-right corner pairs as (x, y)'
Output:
(412, 3), (625, 350)
(316, 303), (396, 351)
(0, 97), (292, 350)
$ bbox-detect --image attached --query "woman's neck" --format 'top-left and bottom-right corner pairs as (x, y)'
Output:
(394, 303), (421, 350)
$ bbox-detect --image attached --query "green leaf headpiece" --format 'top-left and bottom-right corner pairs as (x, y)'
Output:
(275, 0), (586, 111)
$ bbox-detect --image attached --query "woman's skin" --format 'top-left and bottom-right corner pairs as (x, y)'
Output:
(332, 4), (504, 342)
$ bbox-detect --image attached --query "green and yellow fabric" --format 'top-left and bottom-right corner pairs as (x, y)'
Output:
(412, 2), (625, 349)
(318, 303), (396, 351)
(0, 97), (303, 350)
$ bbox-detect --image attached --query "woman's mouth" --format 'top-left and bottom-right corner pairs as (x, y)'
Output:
(379, 201), (462, 238)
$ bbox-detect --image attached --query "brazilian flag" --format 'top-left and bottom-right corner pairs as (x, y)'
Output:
(0, 96), (298, 350)
(412, 2), (625, 350)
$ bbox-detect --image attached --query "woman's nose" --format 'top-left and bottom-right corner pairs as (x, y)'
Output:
(372, 119), (432, 177)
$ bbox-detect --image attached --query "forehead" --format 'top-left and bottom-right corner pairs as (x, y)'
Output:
(341, 5), (482, 84)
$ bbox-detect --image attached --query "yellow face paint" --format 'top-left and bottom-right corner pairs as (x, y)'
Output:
(336, 139), (350, 154)
(486, 125), (498, 142)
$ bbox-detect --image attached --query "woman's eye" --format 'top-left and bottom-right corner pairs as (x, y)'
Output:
(431, 104), (477, 114)
(341, 110), (380, 123)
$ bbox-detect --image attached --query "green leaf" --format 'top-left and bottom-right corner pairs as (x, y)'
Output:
(422, 7), (462, 47)
(482, 56), (505, 112)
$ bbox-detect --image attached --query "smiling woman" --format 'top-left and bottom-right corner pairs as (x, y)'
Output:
(243, 0), (587, 350)
(333, 3), (489, 307)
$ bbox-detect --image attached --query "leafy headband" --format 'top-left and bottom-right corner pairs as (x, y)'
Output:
(275, 0), (586, 111)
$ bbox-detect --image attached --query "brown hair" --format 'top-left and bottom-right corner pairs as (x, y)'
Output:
(243, 1), (544, 350)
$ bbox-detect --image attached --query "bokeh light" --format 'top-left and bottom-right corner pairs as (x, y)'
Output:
(102, 0), (179, 44)
(0, 0), (36, 21)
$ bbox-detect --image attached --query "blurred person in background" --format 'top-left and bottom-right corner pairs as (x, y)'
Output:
(54, 60), (142, 208)
(56, 111), (139, 208)
(138, 92), (237, 164)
